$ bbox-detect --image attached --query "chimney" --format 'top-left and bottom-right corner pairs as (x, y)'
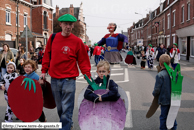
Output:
(70, 4), (74, 16)
(56, 5), (59, 18)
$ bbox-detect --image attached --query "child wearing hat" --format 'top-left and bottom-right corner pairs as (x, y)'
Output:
(0, 61), (19, 122)
(146, 44), (155, 69)
(169, 43), (180, 70)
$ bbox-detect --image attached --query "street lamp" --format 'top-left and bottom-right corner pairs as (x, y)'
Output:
(135, 12), (144, 26)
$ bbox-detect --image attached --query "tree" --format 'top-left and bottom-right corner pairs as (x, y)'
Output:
(53, 14), (83, 38)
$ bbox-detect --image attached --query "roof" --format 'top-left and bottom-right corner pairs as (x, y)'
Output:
(32, 32), (44, 38)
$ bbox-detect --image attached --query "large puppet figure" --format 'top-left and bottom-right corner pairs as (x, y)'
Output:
(98, 23), (125, 63)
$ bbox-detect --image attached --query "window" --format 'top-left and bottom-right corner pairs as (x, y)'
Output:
(6, 10), (11, 24)
(172, 36), (175, 43)
(167, 0), (170, 5)
(173, 12), (175, 26)
(44, 11), (47, 29)
(180, 38), (187, 55)
(187, 3), (190, 20)
(5, 34), (12, 41)
(182, 6), (184, 22)
(163, 18), (164, 30)
(167, 37), (170, 47)
(167, 14), (170, 29)
(191, 37), (194, 56)
(24, 14), (27, 27)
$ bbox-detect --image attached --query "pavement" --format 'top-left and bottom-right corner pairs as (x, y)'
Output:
(0, 52), (194, 130)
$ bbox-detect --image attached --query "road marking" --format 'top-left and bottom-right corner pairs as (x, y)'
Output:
(78, 73), (124, 80)
(112, 64), (121, 68)
(111, 68), (124, 71)
(124, 68), (129, 81)
(125, 91), (133, 128)
(179, 62), (187, 65)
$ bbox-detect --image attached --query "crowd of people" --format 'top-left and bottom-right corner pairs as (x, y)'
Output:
(124, 42), (180, 71)
(0, 13), (182, 130)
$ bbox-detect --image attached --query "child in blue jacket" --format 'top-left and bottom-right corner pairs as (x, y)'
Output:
(152, 54), (177, 130)
(23, 60), (46, 122)
(84, 61), (120, 102)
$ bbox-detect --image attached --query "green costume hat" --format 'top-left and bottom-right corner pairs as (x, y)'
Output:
(173, 43), (178, 46)
(94, 43), (98, 46)
(58, 14), (77, 22)
(148, 44), (152, 47)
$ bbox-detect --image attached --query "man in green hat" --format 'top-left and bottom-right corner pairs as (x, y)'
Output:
(169, 43), (180, 70)
(39, 14), (91, 130)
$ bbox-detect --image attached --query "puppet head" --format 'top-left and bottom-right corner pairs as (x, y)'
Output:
(107, 23), (117, 33)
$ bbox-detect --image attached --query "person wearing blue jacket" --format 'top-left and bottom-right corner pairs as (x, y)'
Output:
(23, 60), (46, 123)
(84, 61), (120, 102)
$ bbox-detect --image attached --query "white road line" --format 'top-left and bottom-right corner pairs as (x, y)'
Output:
(111, 68), (124, 71)
(124, 68), (129, 81)
(179, 62), (187, 65)
(78, 73), (124, 80)
(113, 64), (121, 68)
(125, 91), (133, 128)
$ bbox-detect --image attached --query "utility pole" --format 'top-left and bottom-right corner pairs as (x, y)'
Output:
(16, 0), (19, 49)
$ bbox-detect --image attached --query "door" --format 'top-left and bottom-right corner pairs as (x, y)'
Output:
(187, 36), (190, 61)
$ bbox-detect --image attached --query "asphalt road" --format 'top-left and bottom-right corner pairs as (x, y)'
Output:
(0, 52), (194, 130)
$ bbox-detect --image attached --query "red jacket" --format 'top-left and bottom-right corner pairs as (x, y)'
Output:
(93, 46), (101, 55)
(84, 45), (89, 52)
(41, 33), (91, 79)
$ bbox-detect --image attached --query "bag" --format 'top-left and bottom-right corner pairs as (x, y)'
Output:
(171, 49), (177, 64)
(170, 58), (174, 64)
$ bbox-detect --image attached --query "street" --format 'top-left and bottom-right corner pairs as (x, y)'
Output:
(1, 52), (194, 130)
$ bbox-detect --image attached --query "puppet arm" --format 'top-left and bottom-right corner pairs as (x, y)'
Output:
(98, 38), (106, 46)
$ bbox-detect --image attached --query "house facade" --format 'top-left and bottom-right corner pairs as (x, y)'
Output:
(0, 0), (54, 49)
(54, 2), (87, 42)
(128, 0), (194, 62)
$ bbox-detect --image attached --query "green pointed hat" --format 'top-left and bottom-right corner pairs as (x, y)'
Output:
(148, 44), (152, 47)
(173, 43), (178, 46)
(58, 14), (77, 22)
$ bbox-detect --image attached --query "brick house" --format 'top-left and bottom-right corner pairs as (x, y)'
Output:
(0, 0), (54, 49)
(128, 0), (194, 62)
(53, 2), (87, 42)
(176, 0), (194, 62)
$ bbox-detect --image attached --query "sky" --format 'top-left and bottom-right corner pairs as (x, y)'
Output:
(52, 0), (165, 44)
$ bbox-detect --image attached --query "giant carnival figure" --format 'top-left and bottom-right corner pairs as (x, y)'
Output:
(98, 23), (126, 63)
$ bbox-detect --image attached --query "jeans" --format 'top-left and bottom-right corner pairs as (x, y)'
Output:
(171, 63), (178, 70)
(160, 105), (177, 130)
(1, 67), (6, 80)
(147, 60), (150, 68)
(51, 78), (76, 130)
(94, 55), (100, 65)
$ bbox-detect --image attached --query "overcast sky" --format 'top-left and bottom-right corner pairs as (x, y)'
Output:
(52, 0), (165, 44)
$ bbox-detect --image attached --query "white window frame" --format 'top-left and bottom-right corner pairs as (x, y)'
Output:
(167, 0), (170, 5)
(182, 6), (184, 23)
(24, 14), (27, 27)
(6, 9), (11, 25)
(167, 13), (170, 29)
(187, 3), (190, 20)
(173, 10), (176, 27)
(190, 37), (194, 57)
